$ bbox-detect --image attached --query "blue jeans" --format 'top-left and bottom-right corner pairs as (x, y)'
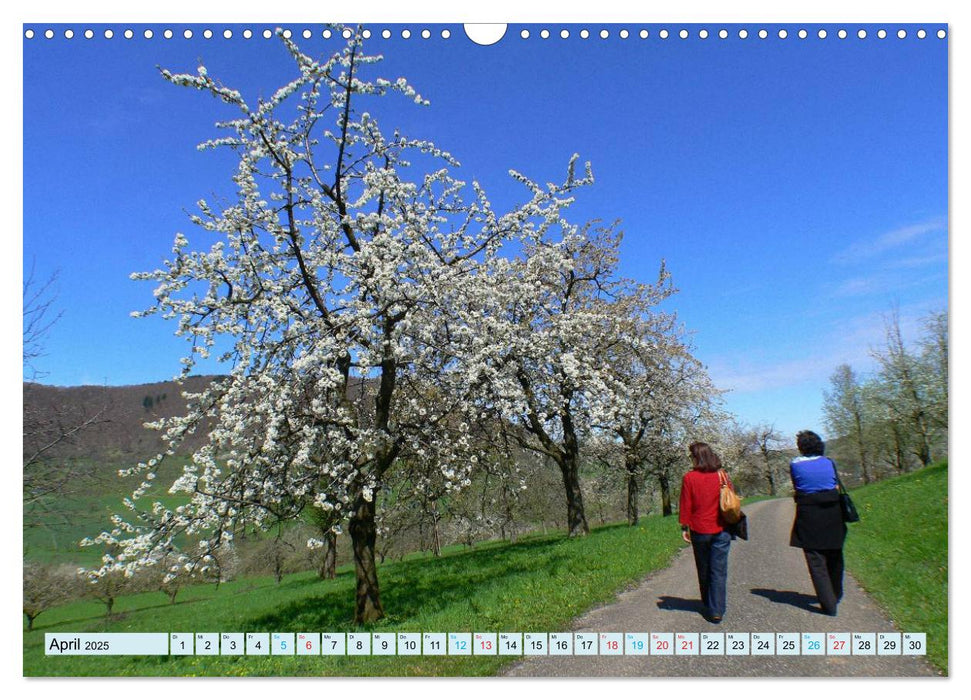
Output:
(690, 530), (731, 617)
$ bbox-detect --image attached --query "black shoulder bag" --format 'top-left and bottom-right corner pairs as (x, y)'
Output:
(831, 459), (860, 523)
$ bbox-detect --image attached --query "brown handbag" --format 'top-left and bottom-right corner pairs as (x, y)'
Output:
(718, 469), (742, 524)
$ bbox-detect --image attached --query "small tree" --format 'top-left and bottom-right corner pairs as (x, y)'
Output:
(82, 566), (135, 617)
(23, 561), (81, 631)
(715, 422), (763, 496)
(643, 423), (690, 517)
(144, 552), (197, 604)
(824, 364), (872, 484)
(751, 423), (785, 496)
(237, 526), (313, 584)
(872, 308), (934, 467)
(917, 310), (948, 448)
(306, 506), (341, 579)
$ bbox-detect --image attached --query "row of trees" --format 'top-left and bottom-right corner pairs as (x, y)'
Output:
(26, 522), (352, 631)
(84, 29), (721, 623)
(824, 308), (948, 483)
(25, 559), (186, 631)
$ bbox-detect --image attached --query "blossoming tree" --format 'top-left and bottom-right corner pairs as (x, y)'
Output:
(86, 29), (602, 622)
(467, 226), (674, 536)
(596, 313), (722, 523)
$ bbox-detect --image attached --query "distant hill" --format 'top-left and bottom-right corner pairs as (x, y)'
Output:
(23, 375), (221, 464)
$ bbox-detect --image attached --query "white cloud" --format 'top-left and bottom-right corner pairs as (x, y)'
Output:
(830, 218), (947, 265)
(710, 354), (845, 394)
(885, 253), (949, 270)
(706, 300), (946, 395)
(830, 269), (946, 298)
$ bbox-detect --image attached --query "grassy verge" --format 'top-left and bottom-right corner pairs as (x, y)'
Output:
(24, 516), (685, 676)
(844, 460), (948, 673)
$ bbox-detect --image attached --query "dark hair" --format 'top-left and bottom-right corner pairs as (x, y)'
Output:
(796, 430), (825, 457)
(689, 441), (722, 472)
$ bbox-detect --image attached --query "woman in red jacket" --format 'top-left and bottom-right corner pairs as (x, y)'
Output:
(679, 441), (734, 623)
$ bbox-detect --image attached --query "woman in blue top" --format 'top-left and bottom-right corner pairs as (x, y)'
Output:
(789, 430), (847, 616)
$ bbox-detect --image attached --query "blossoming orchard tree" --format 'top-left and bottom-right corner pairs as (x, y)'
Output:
(85, 29), (605, 623)
(467, 226), (674, 537)
(598, 316), (722, 523)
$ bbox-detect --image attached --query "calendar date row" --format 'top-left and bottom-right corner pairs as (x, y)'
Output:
(46, 631), (926, 657)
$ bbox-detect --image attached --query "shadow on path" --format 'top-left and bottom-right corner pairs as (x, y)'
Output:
(750, 588), (826, 614)
(655, 595), (705, 616)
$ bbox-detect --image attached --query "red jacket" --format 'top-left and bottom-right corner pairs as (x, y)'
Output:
(679, 469), (734, 534)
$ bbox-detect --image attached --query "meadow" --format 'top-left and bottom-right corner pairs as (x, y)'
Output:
(24, 516), (684, 676)
(843, 460), (948, 673)
(24, 456), (191, 567)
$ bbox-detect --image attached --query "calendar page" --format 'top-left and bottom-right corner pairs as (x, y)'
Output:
(20, 0), (950, 686)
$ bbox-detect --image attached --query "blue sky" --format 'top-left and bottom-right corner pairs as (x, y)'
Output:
(22, 23), (948, 442)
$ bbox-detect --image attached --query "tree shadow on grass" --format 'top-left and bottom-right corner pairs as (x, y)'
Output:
(26, 595), (226, 634)
(26, 573), (343, 635)
(245, 536), (572, 632)
(750, 588), (822, 613)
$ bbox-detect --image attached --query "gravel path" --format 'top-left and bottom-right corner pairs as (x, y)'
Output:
(503, 498), (941, 677)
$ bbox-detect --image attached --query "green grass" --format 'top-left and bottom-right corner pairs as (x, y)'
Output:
(844, 460), (948, 673)
(24, 516), (685, 676)
(25, 456), (193, 566)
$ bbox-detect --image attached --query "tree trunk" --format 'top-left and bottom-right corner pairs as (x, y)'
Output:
(763, 463), (776, 496)
(432, 506), (442, 557)
(556, 404), (590, 537)
(914, 410), (932, 466)
(503, 489), (516, 542)
(853, 412), (871, 485)
(318, 530), (337, 579)
(348, 494), (384, 624)
(658, 472), (673, 517)
(558, 454), (589, 537)
(26, 613), (36, 631)
(892, 424), (906, 473)
(625, 453), (639, 526)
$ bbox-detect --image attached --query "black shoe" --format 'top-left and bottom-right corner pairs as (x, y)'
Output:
(707, 615), (723, 624)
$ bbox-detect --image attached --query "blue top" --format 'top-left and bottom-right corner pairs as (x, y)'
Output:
(789, 455), (839, 494)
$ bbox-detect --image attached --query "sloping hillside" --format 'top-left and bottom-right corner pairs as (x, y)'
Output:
(23, 375), (220, 463)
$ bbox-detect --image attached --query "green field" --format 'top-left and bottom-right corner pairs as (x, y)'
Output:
(844, 460), (948, 673)
(24, 518), (685, 676)
(24, 456), (194, 566)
